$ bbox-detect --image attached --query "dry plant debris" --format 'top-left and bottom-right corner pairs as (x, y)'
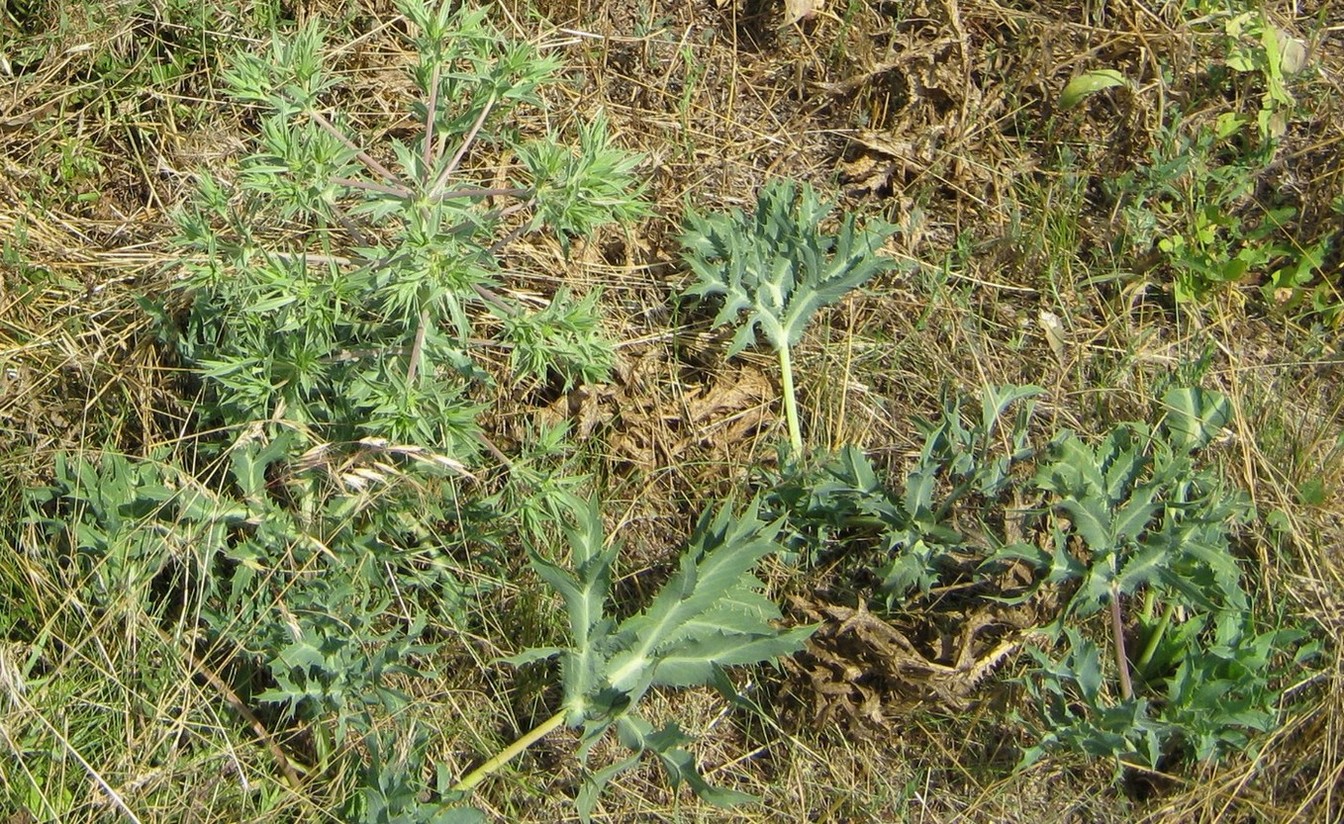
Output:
(787, 595), (1036, 725)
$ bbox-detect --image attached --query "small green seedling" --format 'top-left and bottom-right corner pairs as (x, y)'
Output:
(679, 179), (898, 454)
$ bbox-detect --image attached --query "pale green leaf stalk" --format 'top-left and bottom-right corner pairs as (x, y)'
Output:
(679, 179), (898, 454)
(460, 499), (813, 820)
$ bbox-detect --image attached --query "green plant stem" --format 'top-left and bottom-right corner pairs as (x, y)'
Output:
(423, 62), (440, 169)
(452, 709), (567, 792)
(431, 93), (497, 197)
(431, 185), (530, 202)
(1136, 601), (1176, 671)
(334, 177), (412, 197)
(777, 344), (804, 454)
(308, 107), (403, 188)
(406, 307), (430, 386)
(1110, 583), (1134, 701)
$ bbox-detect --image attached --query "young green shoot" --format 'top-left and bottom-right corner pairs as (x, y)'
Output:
(679, 179), (898, 455)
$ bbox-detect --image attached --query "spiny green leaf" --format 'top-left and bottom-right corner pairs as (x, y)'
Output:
(521, 497), (624, 723)
(1115, 542), (1170, 593)
(658, 583), (784, 647)
(575, 751), (641, 824)
(656, 746), (756, 807)
(277, 640), (327, 671)
(604, 504), (785, 694)
(1058, 496), (1113, 553)
(435, 807), (486, 824)
(1101, 436), (1148, 505)
(617, 717), (756, 807)
(510, 495), (808, 817)
(1162, 387), (1233, 452)
(1037, 434), (1105, 498)
(1112, 487), (1161, 544)
(980, 384), (1045, 436)
(679, 178), (897, 357)
(650, 626), (816, 687)
(500, 646), (563, 667)
(527, 550), (586, 633)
